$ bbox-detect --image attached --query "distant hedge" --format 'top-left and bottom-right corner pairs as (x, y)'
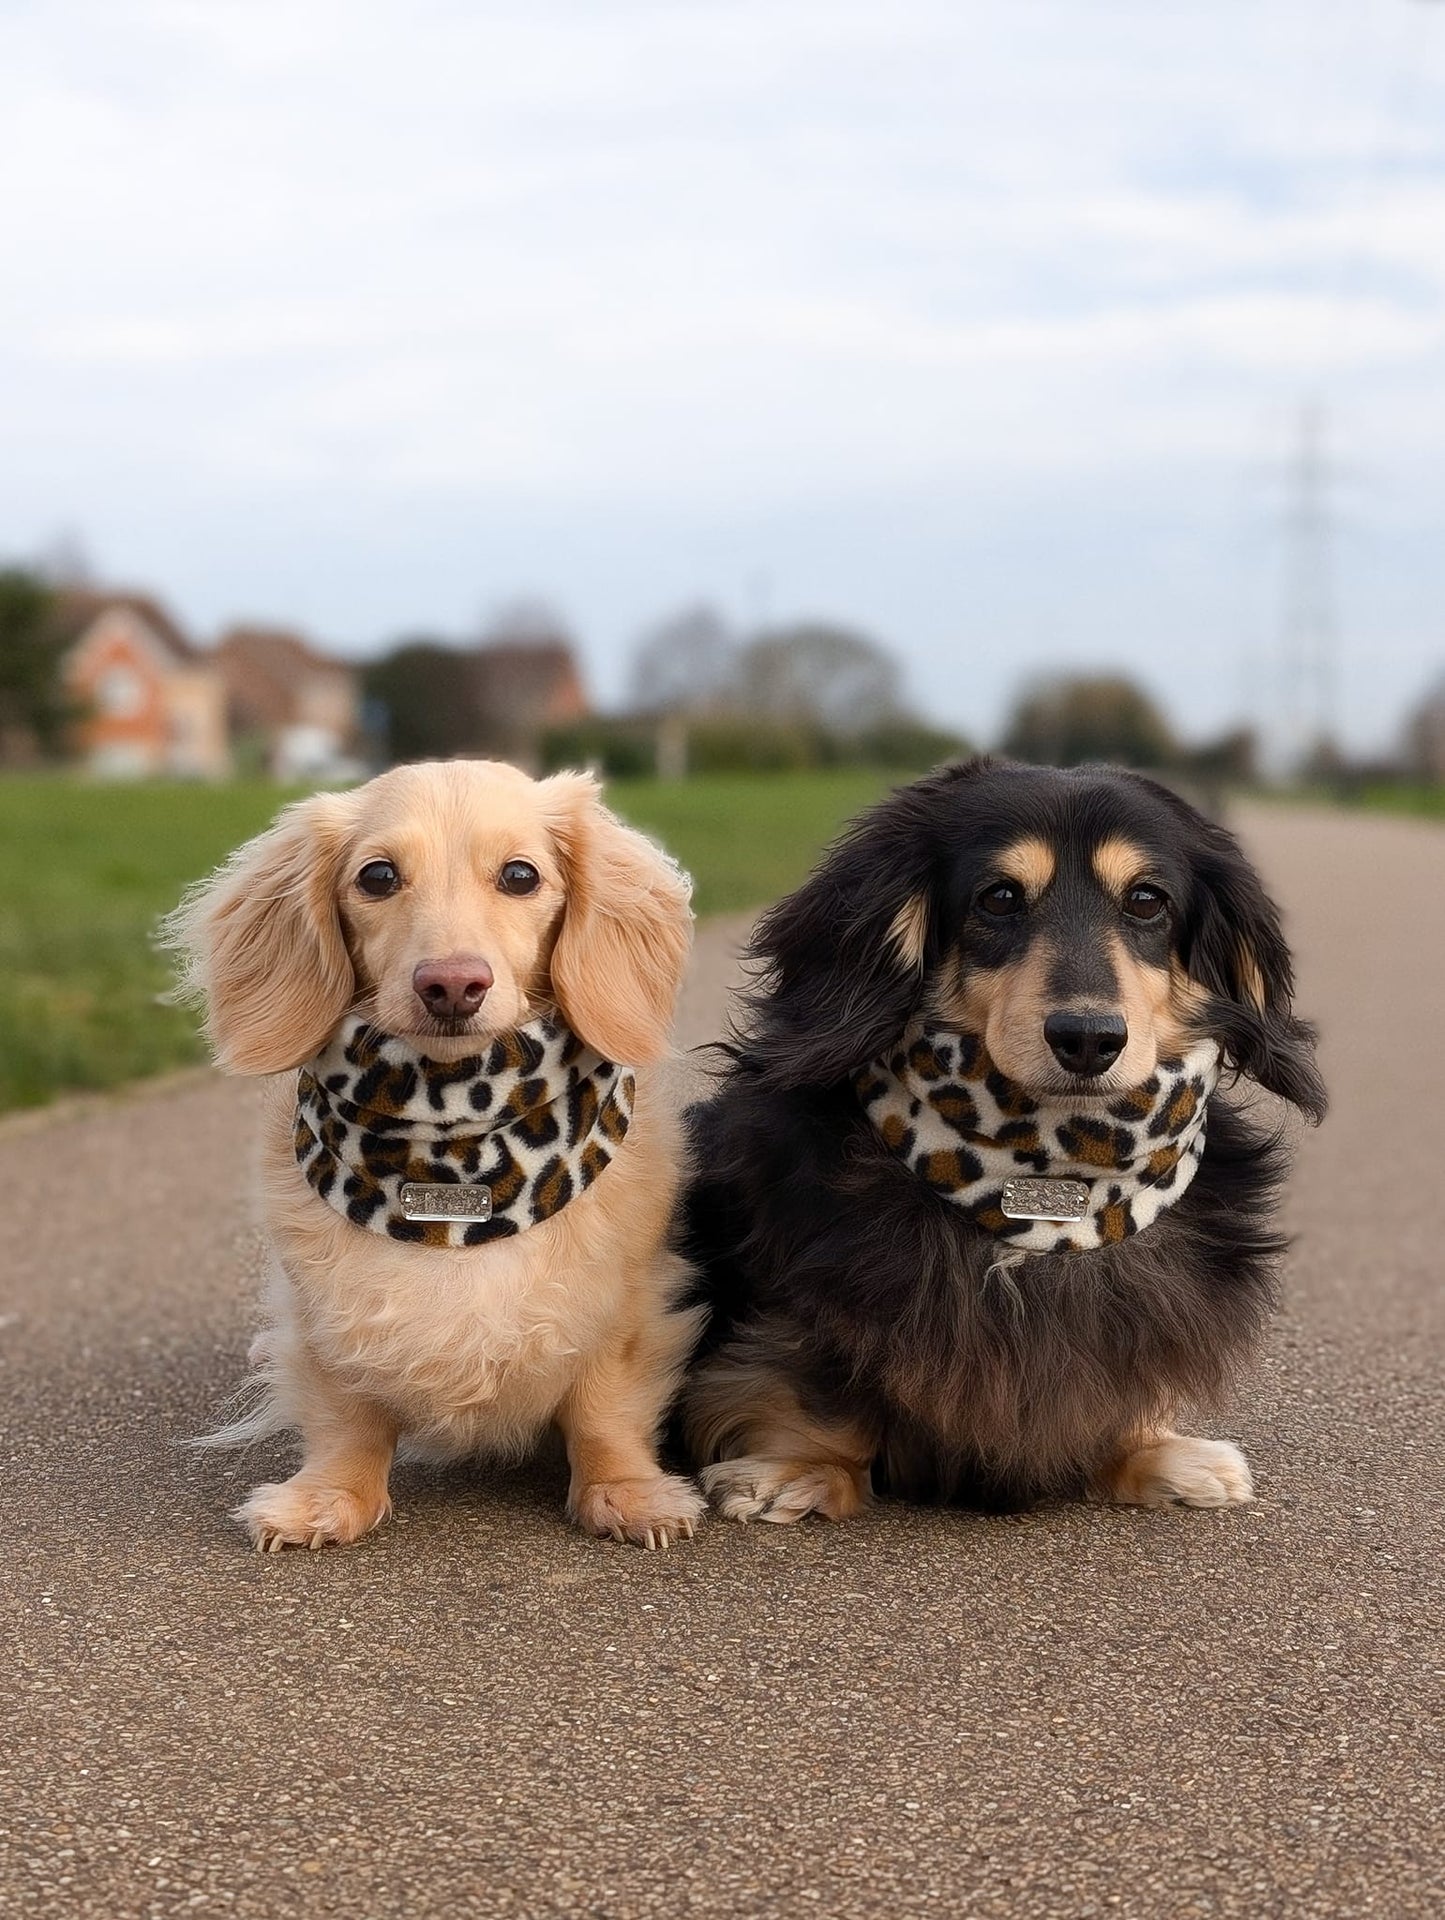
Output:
(540, 716), (969, 779)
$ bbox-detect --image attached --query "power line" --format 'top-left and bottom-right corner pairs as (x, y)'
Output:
(1265, 1), (1442, 770)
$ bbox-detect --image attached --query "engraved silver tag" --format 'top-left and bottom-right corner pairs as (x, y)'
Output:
(400, 1181), (493, 1223)
(1000, 1176), (1090, 1222)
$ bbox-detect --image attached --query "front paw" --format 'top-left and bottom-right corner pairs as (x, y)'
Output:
(701, 1455), (870, 1525)
(1102, 1436), (1253, 1509)
(569, 1472), (706, 1550)
(237, 1477), (392, 1552)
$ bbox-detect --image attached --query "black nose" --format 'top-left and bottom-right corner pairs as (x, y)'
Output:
(1044, 1011), (1128, 1078)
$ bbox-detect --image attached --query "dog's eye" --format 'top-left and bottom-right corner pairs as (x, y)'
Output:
(499, 859), (541, 897)
(1123, 885), (1167, 921)
(978, 882), (1025, 917)
(355, 859), (401, 898)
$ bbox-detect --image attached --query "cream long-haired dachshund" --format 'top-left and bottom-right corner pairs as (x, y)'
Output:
(166, 759), (706, 1552)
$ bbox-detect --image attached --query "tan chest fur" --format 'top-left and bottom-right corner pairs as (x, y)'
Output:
(256, 1073), (685, 1459)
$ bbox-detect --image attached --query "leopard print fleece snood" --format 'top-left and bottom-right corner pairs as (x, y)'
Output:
(294, 1015), (635, 1249)
(856, 1024), (1221, 1255)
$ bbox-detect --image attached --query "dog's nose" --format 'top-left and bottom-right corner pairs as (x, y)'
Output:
(1043, 1011), (1128, 1077)
(412, 955), (494, 1019)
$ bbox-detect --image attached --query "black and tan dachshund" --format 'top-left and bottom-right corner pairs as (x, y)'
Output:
(681, 758), (1326, 1519)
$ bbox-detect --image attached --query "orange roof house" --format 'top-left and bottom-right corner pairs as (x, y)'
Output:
(60, 592), (230, 779)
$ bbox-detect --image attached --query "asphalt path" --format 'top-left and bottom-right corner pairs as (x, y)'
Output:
(2, 804), (1441, 1918)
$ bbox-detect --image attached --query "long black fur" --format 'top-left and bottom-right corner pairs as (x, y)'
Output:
(680, 759), (1326, 1508)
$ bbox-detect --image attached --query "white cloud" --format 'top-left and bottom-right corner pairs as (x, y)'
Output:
(1, 0), (1442, 748)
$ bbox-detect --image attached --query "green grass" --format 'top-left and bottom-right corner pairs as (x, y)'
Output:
(0, 768), (893, 1114)
(1350, 782), (1445, 821)
(609, 768), (891, 914)
(0, 778), (314, 1112)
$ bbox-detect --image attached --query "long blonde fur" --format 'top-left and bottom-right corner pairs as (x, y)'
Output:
(542, 772), (693, 1064)
(163, 789), (359, 1074)
(167, 760), (706, 1551)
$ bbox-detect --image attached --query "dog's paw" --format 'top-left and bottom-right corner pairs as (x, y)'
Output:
(237, 1477), (392, 1552)
(569, 1472), (706, 1550)
(1101, 1435), (1254, 1509)
(701, 1455), (869, 1526)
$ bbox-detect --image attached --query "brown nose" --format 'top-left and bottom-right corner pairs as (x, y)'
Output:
(412, 955), (494, 1019)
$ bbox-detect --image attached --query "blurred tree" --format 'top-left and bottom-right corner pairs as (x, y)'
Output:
(1001, 673), (1176, 769)
(736, 623), (902, 736)
(35, 532), (97, 589)
(539, 719), (657, 779)
(856, 717), (971, 771)
(361, 639), (483, 762)
(683, 719), (819, 773)
(627, 605), (738, 716)
(1179, 725), (1260, 786)
(0, 567), (69, 762)
(365, 607), (591, 769)
(478, 598), (573, 648)
(1401, 670), (1445, 781)
(1296, 735), (1350, 790)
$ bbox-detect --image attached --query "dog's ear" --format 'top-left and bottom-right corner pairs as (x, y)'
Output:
(161, 791), (357, 1075)
(1178, 817), (1327, 1123)
(743, 763), (985, 1089)
(541, 772), (693, 1065)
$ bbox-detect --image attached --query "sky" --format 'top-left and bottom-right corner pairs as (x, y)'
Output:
(2, 0), (1444, 754)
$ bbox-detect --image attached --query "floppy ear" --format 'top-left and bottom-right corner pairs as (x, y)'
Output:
(541, 773), (693, 1065)
(161, 791), (357, 1075)
(1178, 816), (1327, 1123)
(743, 761), (986, 1090)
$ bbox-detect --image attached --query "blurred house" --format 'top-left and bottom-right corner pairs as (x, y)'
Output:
(55, 585), (584, 778)
(475, 640), (588, 759)
(213, 625), (361, 780)
(59, 591), (230, 778)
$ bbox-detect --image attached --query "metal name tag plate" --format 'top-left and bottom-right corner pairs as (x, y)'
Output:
(400, 1182), (494, 1224)
(1000, 1176), (1090, 1223)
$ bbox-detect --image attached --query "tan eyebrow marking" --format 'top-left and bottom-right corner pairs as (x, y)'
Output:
(1092, 836), (1151, 896)
(997, 836), (1056, 899)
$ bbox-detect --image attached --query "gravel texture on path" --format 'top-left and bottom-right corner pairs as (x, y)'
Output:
(2, 808), (1440, 1918)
